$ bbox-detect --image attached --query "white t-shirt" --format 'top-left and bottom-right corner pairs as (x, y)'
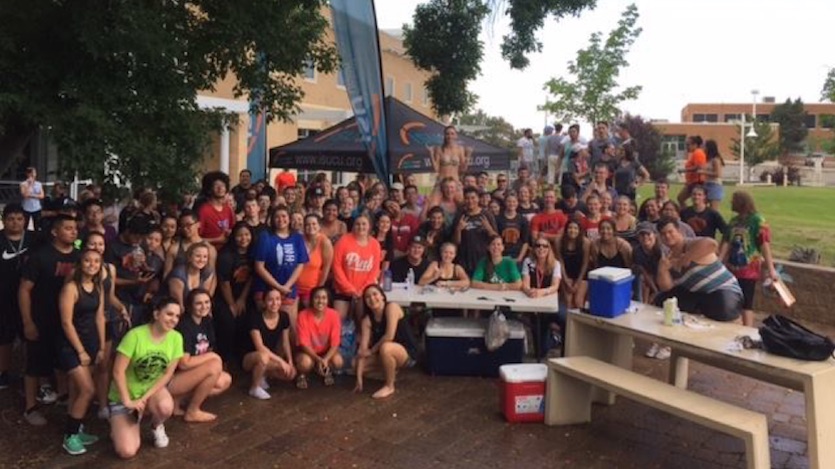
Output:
(521, 257), (562, 287)
(516, 137), (535, 163)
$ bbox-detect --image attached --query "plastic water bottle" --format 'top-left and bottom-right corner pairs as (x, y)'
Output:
(406, 268), (415, 291)
(382, 269), (393, 292)
(663, 297), (677, 326)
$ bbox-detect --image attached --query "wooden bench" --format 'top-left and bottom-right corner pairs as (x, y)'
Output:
(545, 356), (770, 469)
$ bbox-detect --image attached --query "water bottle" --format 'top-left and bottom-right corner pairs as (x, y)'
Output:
(406, 268), (415, 291)
(663, 297), (677, 326)
(382, 269), (393, 292)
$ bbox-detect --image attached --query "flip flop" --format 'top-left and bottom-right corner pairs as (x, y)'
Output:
(323, 369), (335, 386)
(295, 374), (308, 390)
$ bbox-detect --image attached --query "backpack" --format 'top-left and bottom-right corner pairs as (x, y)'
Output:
(759, 315), (835, 361)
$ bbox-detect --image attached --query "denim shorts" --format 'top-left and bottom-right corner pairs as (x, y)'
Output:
(704, 181), (724, 202)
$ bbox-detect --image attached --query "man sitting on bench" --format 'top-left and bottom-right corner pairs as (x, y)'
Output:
(654, 217), (743, 322)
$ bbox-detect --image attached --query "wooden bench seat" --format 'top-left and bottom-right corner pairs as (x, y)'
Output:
(545, 356), (770, 469)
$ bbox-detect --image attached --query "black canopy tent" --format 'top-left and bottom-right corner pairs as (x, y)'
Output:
(269, 97), (512, 175)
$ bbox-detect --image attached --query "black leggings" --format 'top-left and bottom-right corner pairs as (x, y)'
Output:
(654, 287), (742, 322)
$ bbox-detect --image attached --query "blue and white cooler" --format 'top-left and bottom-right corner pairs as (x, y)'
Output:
(588, 267), (634, 318)
(425, 316), (525, 377)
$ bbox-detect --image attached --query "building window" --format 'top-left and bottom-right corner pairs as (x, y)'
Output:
(804, 114), (817, 129)
(404, 82), (413, 102)
(705, 114), (718, 123)
(303, 60), (316, 82)
(756, 114), (770, 122)
(298, 129), (316, 139)
(336, 67), (345, 88)
(385, 76), (395, 97)
(422, 87), (430, 106)
(724, 113), (741, 122)
(693, 114), (705, 123)
(821, 115), (835, 129)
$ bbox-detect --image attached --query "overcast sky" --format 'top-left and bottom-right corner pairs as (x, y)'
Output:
(375, 0), (835, 132)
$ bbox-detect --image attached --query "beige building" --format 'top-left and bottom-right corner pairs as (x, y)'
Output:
(198, 25), (435, 186)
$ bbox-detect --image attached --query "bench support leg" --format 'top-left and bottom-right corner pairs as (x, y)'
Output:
(545, 369), (592, 426)
(743, 418), (770, 469)
(805, 371), (835, 469)
(565, 316), (632, 405)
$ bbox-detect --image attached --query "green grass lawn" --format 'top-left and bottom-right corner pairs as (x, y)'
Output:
(638, 184), (835, 266)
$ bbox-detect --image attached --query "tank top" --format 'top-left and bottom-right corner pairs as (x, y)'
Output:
(297, 233), (325, 293)
(672, 260), (741, 294)
(561, 243), (583, 280)
(72, 283), (101, 341)
(430, 263), (459, 285)
(369, 307), (417, 359)
(596, 244), (627, 269)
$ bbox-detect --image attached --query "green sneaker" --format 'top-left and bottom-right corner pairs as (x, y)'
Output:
(77, 429), (99, 446)
(63, 434), (87, 456)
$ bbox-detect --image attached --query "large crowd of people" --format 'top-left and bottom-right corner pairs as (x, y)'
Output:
(0, 121), (780, 459)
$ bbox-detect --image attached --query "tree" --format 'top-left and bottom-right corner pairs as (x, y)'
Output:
(403, 0), (489, 117)
(619, 114), (672, 180)
(730, 119), (781, 180)
(769, 98), (808, 154)
(821, 68), (835, 155)
(541, 3), (642, 125)
(0, 1), (337, 200)
(455, 109), (520, 150)
(404, 0), (596, 116)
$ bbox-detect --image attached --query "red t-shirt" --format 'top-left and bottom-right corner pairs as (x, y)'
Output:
(296, 307), (341, 355)
(390, 214), (419, 253)
(578, 215), (610, 241)
(531, 210), (568, 237)
(198, 202), (235, 248)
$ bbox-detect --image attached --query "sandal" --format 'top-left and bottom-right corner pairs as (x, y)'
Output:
(295, 374), (308, 390)
(323, 369), (335, 387)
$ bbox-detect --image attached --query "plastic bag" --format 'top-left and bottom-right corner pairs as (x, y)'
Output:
(485, 309), (510, 351)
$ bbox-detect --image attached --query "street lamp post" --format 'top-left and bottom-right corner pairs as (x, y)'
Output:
(739, 114), (746, 185)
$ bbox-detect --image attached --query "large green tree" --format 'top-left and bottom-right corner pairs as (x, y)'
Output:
(730, 119), (781, 181)
(541, 3), (642, 124)
(821, 68), (835, 154)
(404, 0), (596, 116)
(769, 98), (808, 154)
(456, 108), (519, 150)
(619, 113), (672, 180)
(0, 0), (337, 200)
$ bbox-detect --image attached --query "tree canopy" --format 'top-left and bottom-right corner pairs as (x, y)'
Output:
(0, 0), (337, 201)
(769, 98), (808, 154)
(404, 0), (596, 117)
(619, 113), (672, 180)
(541, 3), (642, 125)
(455, 108), (520, 150)
(821, 68), (835, 155)
(730, 119), (780, 180)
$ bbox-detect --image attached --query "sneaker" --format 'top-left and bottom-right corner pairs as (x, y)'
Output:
(259, 377), (270, 390)
(151, 424), (169, 448)
(37, 385), (58, 405)
(654, 346), (672, 360)
(248, 387), (271, 400)
(645, 343), (660, 358)
(0, 372), (10, 389)
(24, 408), (47, 426)
(63, 434), (87, 455)
(77, 425), (99, 445)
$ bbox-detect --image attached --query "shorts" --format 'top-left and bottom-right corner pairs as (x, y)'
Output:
(704, 181), (724, 202)
(738, 278), (757, 310)
(333, 293), (355, 303)
(253, 289), (298, 305)
(57, 334), (100, 372)
(0, 304), (19, 345)
(25, 330), (59, 377)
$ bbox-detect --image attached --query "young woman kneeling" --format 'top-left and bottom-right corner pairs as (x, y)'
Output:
(354, 285), (417, 399)
(170, 288), (232, 422)
(241, 289), (296, 399)
(109, 297), (184, 459)
(294, 287), (343, 389)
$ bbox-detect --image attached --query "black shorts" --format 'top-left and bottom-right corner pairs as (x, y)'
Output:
(25, 329), (60, 377)
(57, 334), (101, 372)
(737, 278), (757, 310)
(0, 305), (20, 345)
(333, 293), (355, 303)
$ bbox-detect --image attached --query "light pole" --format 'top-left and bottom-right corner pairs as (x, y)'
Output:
(751, 89), (759, 122)
(738, 114), (759, 185)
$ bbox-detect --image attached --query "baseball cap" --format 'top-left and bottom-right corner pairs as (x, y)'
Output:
(636, 221), (657, 235)
(410, 235), (427, 247)
(390, 182), (404, 191)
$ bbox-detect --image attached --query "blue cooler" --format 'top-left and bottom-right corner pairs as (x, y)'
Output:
(588, 267), (633, 318)
(425, 317), (525, 377)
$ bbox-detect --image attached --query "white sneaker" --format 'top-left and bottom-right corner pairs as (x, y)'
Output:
(249, 387), (271, 400)
(645, 343), (660, 358)
(151, 424), (169, 448)
(23, 408), (47, 426)
(259, 377), (270, 390)
(654, 346), (672, 360)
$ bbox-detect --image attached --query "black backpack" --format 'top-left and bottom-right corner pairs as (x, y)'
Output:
(759, 315), (835, 361)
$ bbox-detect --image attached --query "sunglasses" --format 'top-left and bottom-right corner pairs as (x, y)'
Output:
(535, 244), (550, 248)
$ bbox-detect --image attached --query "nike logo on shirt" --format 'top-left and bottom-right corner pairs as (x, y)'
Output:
(2, 248), (27, 260)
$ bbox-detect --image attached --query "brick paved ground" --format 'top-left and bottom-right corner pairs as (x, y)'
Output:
(0, 318), (824, 469)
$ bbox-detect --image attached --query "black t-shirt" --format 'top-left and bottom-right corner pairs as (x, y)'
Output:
(497, 213), (530, 259)
(177, 314), (216, 356)
(390, 256), (429, 283)
(244, 311), (290, 353)
(633, 245), (661, 280)
(105, 237), (152, 304)
(680, 207), (728, 240)
(0, 230), (33, 315)
(557, 199), (588, 219)
(21, 244), (80, 329)
(230, 185), (251, 214)
(216, 249), (252, 300)
(452, 209), (496, 273)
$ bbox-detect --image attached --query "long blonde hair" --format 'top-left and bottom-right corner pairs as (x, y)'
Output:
(528, 234), (557, 276)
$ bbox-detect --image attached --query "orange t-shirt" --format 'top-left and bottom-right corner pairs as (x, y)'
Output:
(685, 149), (707, 185)
(332, 233), (382, 296)
(296, 307), (341, 355)
(297, 234), (325, 295)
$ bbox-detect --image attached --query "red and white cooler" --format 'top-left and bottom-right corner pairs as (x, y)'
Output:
(499, 363), (548, 423)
